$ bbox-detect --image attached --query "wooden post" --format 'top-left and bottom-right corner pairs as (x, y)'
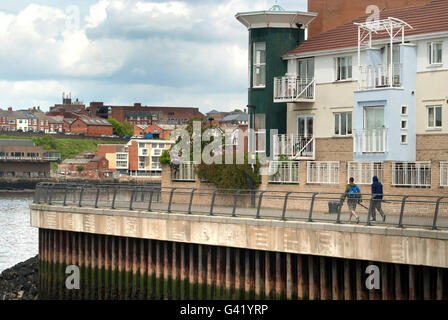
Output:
(275, 252), (283, 300)
(331, 259), (341, 300)
(132, 238), (138, 299)
(320, 257), (330, 300)
(189, 244), (195, 299)
(180, 243), (186, 300)
(355, 260), (368, 300)
(408, 265), (417, 300)
(297, 255), (308, 300)
(265, 252), (273, 300)
(286, 253), (293, 300)
(395, 264), (404, 300)
(172, 242), (179, 300)
(104, 236), (110, 300)
(436, 268), (444, 300)
(163, 242), (170, 299)
(234, 249), (242, 299)
(309, 256), (319, 300)
(423, 266), (431, 300)
(225, 247), (232, 299)
(139, 239), (146, 300)
(206, 246), (213, 299)
(148, 240), (155, 299)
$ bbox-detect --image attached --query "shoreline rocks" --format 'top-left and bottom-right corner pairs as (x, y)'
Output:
(0, 256), (38, 300)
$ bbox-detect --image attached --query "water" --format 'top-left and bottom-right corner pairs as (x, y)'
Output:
(0, 192), (37, 273)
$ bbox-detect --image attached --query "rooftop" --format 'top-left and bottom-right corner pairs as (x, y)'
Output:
(284, 0), (448, 58)
(0, 139), (35, 147)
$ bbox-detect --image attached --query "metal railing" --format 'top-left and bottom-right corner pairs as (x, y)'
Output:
(273, 134), (315, 160)
(33, 182), (448, 231)
(347, 161), (384, 185)
(353, 128), (388, 154)
(358, 64), (402, 90)
(307, 161), (340, 184)
(392, 161), (431, 187)
(273, 76), (315, 103)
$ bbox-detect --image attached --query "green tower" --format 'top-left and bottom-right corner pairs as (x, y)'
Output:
(236, 2), (316, 156)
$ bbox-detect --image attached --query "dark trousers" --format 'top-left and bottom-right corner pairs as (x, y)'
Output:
(370, 199), (385, 220)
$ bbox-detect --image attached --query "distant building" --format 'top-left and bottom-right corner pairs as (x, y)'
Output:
(0, 108), (63, 133)
(58, 150), (111, 178)
(0, 139), (60, 178)
(97, 138), (174, 177)
(49, 93), (86, 114)
(219, 112), (249, 153)
(133, 124), (174, 140)
(70, 118), (113, 137)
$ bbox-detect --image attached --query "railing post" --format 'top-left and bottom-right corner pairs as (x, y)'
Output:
(210, 189), (218, 216)
(308, 192), (318, 222)
(432, 196), (444, 230)
(282, 192), (292, 221)
(232, 190), (241, 217)
(398, 196), (409, 228)
(45, 185), (50, 204)
(63, 187), (68, 206)
(256, 191), (266, 219)
(48, 188), (53, 205)
(366, 195), (374, 226)
(168, 188), (177, 213)
(148, 189), (154, 212)
(111, 187), (117, 209)
(94, 188), (100, 208)
(336, 194), (345, 224)
(129, 188), (135, 211)
(78, 187), (84, 208)
(188, 188), (196, 215)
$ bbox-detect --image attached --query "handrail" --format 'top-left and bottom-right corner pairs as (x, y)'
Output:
(32, 182), (448, 231)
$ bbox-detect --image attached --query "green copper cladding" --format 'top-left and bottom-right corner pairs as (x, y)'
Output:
(248, 27), (305, 156)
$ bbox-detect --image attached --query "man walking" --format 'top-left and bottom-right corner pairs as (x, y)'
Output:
(371, 176), (386, 222)
(344, 177), (361, 223)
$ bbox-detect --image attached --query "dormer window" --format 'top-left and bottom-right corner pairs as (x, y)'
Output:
(335, 56), (352, 81)
(253, 42), (266, 88)
(429, 42), (443, 65)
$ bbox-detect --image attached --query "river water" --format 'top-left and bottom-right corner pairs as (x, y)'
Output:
(0, 192), (37, 273)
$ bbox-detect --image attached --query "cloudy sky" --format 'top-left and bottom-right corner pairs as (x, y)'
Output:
(0, 0), (307, 113)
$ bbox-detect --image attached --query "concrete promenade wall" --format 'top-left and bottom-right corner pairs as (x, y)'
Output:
(30, 204), (448, 269)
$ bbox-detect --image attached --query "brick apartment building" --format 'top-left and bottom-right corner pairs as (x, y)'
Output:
(58, 150), (111, 178)
(70, 118), (113, 137)
(133, 124), (175, 140)
(87, 102), (205, 125)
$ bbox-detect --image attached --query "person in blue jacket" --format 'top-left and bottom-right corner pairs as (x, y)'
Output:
(371, 176), (386, 222)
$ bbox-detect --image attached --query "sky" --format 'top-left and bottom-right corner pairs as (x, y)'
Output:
(0, 0), (308, 114)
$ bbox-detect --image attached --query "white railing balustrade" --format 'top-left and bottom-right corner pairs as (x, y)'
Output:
(441, 162), (448, 187)
(348, 162), (384, 185)
(268, 161), (300, 184)
(273, 134), (315, 160)
(353, 129), (388, 153)
(359, 64), (402, 90)
(274, 76), (315, 103)
(392, 162), (431, 187)
(307, 161), (340, 185)
(172, 162), (196, 182)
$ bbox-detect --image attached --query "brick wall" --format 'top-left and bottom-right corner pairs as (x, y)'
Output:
(315, 137), (353, 161)
(416, 134), (448, 161)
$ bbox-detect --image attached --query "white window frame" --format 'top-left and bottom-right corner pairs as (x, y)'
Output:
(268, 161), (300, 184)
(440, 162), (448, 187)
(334, 112), (352, 136)
(392, 161), (431, 187)
(401, 119), (408, 130)
(427, 105), (442, 130)
(347, 162), (383, 185)
(428, 41), (443, 65)
(307, 161), (340, 185)
(252, 42), (266, 88)
(401, 105), (408, 116)
(335, 56), (353, 81)
(400, 133), (408, 145)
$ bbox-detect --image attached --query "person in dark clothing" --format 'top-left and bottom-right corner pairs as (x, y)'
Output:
(371, 176), (386, 222)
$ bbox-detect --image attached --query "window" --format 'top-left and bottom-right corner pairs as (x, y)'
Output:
(348, 162), (383, 185)
(428, 42), (443, 65)
(336, 56), (352, 81)
(307, 161), (340, 184)
(427, 105), (442, 129)
(297, 58), (314, 80)
(253, 42), (266, 87)
(401, 134), (408, 144)
(392, 162), (431, 187)
(401, 106), (408, 116)
(334, 112), (352, 136)
(401, 120), (408, 130)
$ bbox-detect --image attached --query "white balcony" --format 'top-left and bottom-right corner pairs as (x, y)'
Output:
(273, 76), (315, 103)
(273, 134), (315, 160)
(358, 64), (402, 91)
(353, 129), (388, 154)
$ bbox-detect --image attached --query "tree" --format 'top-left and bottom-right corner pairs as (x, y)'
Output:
(76, 166), (85, 173)
(107, 118), (134, 137)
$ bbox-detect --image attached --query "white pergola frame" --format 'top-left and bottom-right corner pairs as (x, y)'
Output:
(354, 17), (413, 81)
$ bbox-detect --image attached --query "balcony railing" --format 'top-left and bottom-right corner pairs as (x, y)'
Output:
(273, 134), (315, 160)
(268, 161), (299, 184)
(353, 129), (388, 154)
(358, 64), (402, 90)
(172, 162), (196, 182)
(274, 76), (315, 103)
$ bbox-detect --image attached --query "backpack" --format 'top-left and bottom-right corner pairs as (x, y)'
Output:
(348, 184), (361, 200)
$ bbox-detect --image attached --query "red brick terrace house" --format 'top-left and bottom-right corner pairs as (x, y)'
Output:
(70, 118), (113, 137)
(58, 151), (111, 178)
(133, 124), (174, 140)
